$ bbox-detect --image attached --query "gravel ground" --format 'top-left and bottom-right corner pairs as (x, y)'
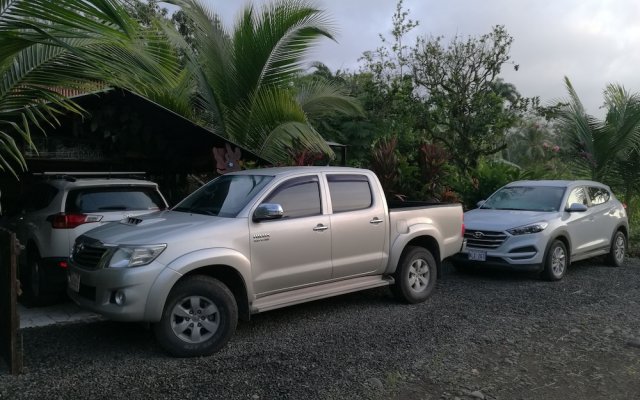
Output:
(1, 258), (639, 400)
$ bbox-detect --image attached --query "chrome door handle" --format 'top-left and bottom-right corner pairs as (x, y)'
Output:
(369, 217), (384, 225)
(313, 224), (329, 232)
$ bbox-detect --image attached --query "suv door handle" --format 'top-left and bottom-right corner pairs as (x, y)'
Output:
(369, 217), (384, 225)
(313, 224), (329, 232)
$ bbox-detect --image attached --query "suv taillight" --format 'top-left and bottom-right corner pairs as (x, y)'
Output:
(49, 213), (103, 229)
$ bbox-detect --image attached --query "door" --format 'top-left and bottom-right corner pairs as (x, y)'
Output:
(586, 186), (617, 249)
(326, 174), (386, 279)
(564, 186), (599, 254)
(249, 175), (332, 295)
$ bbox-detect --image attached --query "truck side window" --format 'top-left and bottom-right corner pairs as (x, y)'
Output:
(264, 176), (321, 219)
(327, 174), (373, 213)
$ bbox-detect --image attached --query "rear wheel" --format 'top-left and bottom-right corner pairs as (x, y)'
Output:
(154, 276), (238, 357)
(606, 230), (626, 267)
(391, 246), (437, 304)
(22, 249), (52, 306)
(541, 240), (568, 281)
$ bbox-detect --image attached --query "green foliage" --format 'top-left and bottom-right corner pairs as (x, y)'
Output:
(0, 0), (181, 178)
(412, 25), (536, 176)
(454, 160), (528, 210)
(165, 0), (362, 165)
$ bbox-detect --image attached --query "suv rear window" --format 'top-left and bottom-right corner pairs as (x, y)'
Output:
(65, 187), (164, 213)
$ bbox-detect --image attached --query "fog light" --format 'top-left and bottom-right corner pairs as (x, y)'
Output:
(114, 290), (126, 306)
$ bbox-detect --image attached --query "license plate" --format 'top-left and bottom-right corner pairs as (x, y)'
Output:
(468, 249), (486, 262)
(68, 271), (81, 292)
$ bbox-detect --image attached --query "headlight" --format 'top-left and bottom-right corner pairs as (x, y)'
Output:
(507, 222), (548, 236)
(108, 244), (167, 268)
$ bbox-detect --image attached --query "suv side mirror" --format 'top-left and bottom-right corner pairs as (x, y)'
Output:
(253, 203), (284, 221)
(565, 203), (588, 212)
(476, 200), (486, 208)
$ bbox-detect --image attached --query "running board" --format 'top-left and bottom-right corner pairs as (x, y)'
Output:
(251, 275), (393, 313)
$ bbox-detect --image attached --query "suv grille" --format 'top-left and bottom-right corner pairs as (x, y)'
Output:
(465, 229), (507, 249)
(72, 239), (109, 269)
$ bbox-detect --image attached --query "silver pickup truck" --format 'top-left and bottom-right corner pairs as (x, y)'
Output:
(67, 167), (464, 357)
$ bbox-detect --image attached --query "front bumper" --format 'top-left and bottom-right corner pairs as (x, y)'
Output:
(451, 252), (543, 272)
(454, 234), (548, 272)
(66, 260), (174, 322)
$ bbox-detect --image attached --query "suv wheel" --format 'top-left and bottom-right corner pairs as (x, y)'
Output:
(23, 249), (52, 306)
(606, 230), (626, 267)
(154, 276), (238, 357)
(391, 246), (437, 304)
(541, 240), (568, 281)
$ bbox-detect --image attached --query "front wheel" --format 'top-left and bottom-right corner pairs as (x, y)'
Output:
(391, 246), (437, 304)
(154, 276), (238, 357)
(606, 230), (626, 267)
(541, 240), (568, 281)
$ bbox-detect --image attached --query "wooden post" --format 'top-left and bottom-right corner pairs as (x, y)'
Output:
(0, 230), (23, 375)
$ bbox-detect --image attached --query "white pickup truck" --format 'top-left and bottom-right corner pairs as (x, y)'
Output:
(67, 167), (464, 357)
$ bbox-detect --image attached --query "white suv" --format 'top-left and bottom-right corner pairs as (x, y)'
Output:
(3, 174), (168, 304)
(453, 180), (628, 280)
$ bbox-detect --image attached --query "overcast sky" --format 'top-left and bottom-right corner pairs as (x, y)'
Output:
(164, 0), (640, 116)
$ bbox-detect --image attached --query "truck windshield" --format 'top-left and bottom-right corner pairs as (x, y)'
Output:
(480, 186), (566, 212)
(173, 175), (274, 217)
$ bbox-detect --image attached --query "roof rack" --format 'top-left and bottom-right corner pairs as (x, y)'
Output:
(32, 171), (147, 182)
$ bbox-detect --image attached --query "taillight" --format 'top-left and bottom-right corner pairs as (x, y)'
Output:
(49, 213), (102, 229)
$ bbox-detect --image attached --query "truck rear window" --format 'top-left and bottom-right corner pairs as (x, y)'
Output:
(65, 187), (165, 213)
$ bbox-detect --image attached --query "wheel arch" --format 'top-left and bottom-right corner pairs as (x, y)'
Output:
(144, 249), (253, 322)
(546, 232), (572, 264)
(181, 265), (250, 322)
(391, 235), (441, 277)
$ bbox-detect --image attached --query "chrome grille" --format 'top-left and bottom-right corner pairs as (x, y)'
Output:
(72, 238), (108, 269)
(465, 229), (507, 249)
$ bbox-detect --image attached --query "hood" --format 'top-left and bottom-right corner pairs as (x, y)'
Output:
(464, 209), (558, 232)
(81, 210), (240, 245)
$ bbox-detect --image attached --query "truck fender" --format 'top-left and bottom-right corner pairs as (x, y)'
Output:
(385, 223), (444, 275)
(144, 247), (253, 321)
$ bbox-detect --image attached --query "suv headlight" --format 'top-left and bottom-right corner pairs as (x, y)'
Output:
(108, 244), (167, 268)
(507, 222), (548, 236)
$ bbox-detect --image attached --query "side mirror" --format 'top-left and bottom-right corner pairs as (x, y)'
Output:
(476, 200), (486, 208)
(253, 203), (284, 221)
(565, 203), (588, 212)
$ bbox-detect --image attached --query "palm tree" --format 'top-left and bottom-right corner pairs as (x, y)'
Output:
(0, 0), (181, 177)
(164, 0), (363, 164)
(557, 77), (640, 181)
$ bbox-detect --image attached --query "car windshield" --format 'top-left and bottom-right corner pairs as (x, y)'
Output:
(173, 174), (273, 217)
(480, 186), (566, 212)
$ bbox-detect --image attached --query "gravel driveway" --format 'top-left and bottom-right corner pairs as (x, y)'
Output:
(1, 258), (639, 400)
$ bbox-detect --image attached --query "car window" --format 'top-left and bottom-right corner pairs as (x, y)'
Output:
(66, 187), (165, 213)
(566, 187), (588, 207)
(588, 186), (610, 206)
(174, 175), (273, 218)
(263, 176), (321, 219)
(481, 186), (565, 212)
(327, 174), (373, 213)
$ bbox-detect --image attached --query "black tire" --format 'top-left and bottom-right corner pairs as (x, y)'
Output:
(391, 246), (437, 304)
(154, 276), (238, 357)
(541, 240), (568, 281)
(22, 249), (52, 306)
(606, 230), (626, 267)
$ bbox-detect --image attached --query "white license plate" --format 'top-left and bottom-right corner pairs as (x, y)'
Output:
(468, 249), (487, 262)
(68, 271), (81, 292)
